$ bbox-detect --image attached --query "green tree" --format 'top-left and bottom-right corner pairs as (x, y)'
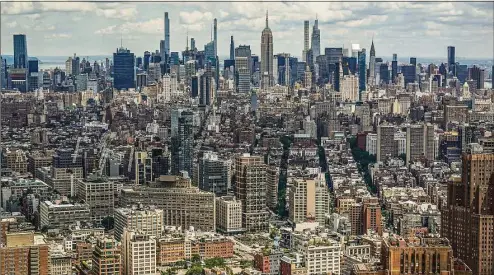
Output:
(191, 254), (201, 263)
(186, 266), (203, 275)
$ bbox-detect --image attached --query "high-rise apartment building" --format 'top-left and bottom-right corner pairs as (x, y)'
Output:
(442, 153), (494, 275)
(114, 207), (164, 241)
(234, 154), (269, 232)
(113, 47), (135, 90)
(266, 165), (280, 210)
(377, 124), (397, 162)
(0, 232), (50, 275)
(288, 175), (329, 225)
(261, 11), (274, 89)
(92, 237), (121, 275)
(164, 12), (170, 57)
(122, 230), (156, 275)
(405, 123), (436, 164)
(303, 20), (310, 62)
(235, 56), (250, 93)
(197, 152), (230, 196)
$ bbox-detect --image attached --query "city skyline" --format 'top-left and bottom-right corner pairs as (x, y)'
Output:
(1, 2), (493, 59)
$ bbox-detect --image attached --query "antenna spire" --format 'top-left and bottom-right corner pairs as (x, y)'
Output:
(266, 10), (269, 28)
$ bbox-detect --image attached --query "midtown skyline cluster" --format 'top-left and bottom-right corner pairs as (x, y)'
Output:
(1, 1), (493, 58)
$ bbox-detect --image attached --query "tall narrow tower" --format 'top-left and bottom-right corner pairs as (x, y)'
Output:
(303, 20), (309, 62)
(368, 39), (376, 86)
(261, 10), (274, 89)
(311, 17), (320, 62)
(230, 36), (235, 60)
(164, 12), (170, 57)
(213, 18), (218, 58)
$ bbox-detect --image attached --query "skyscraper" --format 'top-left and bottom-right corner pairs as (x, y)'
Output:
(213, 18), (218, 58)
(303, 20), (309, 62)
(171, 109), (194, 176)
(368, 39), (375, 86)
(391, 53), (398, 83)
(113, 47), (135, 90)
(261, 11), (273, 89)
(164, 12), (170, 57)
(442, 153), (494, 275)
(311, 18), (320, 62)
(230, 36), (235, 60)
(190, 38), (196, 51)
(234, 154), (269, 232)
(358, 48), (366, 97)
(13, 34), (28, 69)
(447, 46), (455, 75)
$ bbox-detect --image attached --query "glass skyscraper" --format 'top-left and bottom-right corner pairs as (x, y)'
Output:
(358, 48), (366, 97)
(113, 47), (135, 90)
(447, 46), (455, 75)
(13, 34), (28, 69)
(171, 109), (194, 176)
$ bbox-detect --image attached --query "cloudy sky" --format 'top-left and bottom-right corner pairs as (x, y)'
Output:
(1, 1), (493, 60)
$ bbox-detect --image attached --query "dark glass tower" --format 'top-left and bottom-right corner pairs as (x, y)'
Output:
(391, 53), (398, 84)
(13, 34), (28, 69)
(401, 65), (416, 87)
(379, 63), (389, 85)
(171, 109), (194, 176)
(358, 48), (366, 96)
(113, 47), (135, 90)
(410, 57), (417, 66)
(447, 46), (455, 75)
(230, 36), (235, 60)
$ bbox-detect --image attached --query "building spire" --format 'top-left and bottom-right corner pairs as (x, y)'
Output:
(186, 27), (189, 51)
(266, 10), (269, 28)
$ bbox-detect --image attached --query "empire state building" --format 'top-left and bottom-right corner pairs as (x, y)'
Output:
(261, 10), (273, 89)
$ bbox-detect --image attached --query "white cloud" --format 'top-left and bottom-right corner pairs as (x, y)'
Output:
(7, 21), (18, 28)
(44, 33), (72, 39)
(179, 11), (213, 24)
(95, 18), (163, 35)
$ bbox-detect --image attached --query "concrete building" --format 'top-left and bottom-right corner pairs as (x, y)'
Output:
(197, 152), (229, 196)
(288, 175), (329, 225)
(4, 149), (28, 174)
(215, 196), (243, 234)
(76, 178), (115, 221)
(366, 133), (377, 156)
(291, 231), (341, 275)
(340, 75), (359, 102)
(442, 153), (494, 275)
(234, 154), (269, 232)
(381, 236), (460, 275)
(406, 123), (436, 164)
(377, 124), (397, 162)
(122, 230), (157, 275)
(50, 251), (72, 275)
(0, 232), (50, 275)
(120, 175), (216, 232)
(92, 237), (121, 275)
(266, 165), (280, 210)
(40, 200), (90, 229)
(114, 207), (164, 241)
